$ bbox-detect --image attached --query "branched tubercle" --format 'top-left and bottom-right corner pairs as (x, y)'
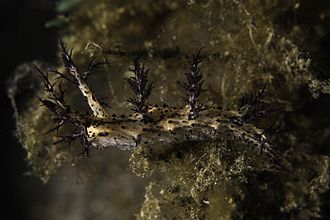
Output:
(125, 55), (153, 117)
(178, 49), (205, 119)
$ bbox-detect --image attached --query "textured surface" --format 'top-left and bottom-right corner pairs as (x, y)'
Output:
(7, 0), (330, 219)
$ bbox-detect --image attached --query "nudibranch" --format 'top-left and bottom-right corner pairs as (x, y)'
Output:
(36, 40), (287, 171)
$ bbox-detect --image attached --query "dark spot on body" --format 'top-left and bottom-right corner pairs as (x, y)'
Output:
(98, 131), (109, 137)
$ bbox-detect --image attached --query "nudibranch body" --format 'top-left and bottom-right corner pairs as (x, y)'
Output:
(37, 41), (284, 170)
(86, 105), (273, 158)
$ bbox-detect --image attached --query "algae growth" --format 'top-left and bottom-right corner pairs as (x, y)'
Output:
(7, 0), (330, 219)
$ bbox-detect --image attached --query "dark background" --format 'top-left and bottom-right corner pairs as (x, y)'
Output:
(1, 0), (57, 219)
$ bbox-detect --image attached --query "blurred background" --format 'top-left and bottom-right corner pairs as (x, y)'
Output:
(1, 0), (56, 219)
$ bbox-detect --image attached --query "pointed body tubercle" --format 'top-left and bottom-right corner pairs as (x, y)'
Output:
(60, 42), (110, 119)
